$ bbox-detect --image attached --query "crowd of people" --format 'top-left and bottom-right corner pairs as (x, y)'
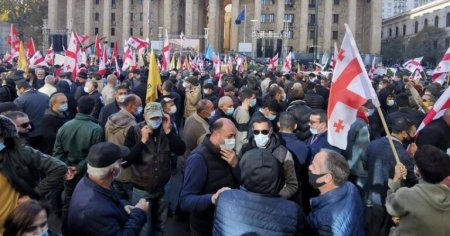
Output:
(0, 60), (449, 236)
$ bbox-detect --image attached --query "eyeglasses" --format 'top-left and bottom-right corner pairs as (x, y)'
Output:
(18, 122), (31, 128)
(253, 129), (269, 135)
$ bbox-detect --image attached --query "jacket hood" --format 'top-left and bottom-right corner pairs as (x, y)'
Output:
(107, 110), (135, 134)
(415, 183), (450, 211)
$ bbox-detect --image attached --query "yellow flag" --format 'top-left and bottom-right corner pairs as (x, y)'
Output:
(146, 49), (161, 103)
(244, 57), (248, 72)
(170, 54), (175, 70)
(18, 41), (28, 71)
(176, 56), (182, 70)
(184, 56), (190, 71)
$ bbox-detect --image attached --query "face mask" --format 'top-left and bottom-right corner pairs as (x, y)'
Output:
(16, 90), (22, 97)
(135, 106), (143, 116)
(40, 231), (49, 236)
(0, 143), (5, 151)
(59, 103), (68, 112)
(226, 107), (234, 116)
(254, 134), (270, 148)
(310, 128), (318, 135)
(308, 170), (327, 189)
(84, 86), (91, 94)
(446, 148), (450, 157)
(169, 106), (177, 114)
(387, 100), (395, 107)
(266, 113), (276, 121)
(147, 118), (162, 129)
(117, 95), (127, 103)
(183, 82), (190, 88)
(367, 108), (375, 116)
(209, 110), (216, 118)
(249, 98), (257, 107)
(203, 89), (211, 95)
(207, 78), (213, 84)
(220, 138), (235, 150)
(282, 93), (287, 101)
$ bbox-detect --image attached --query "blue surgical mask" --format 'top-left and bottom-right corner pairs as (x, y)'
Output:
(310, 128), (318, 135)
(282, 93), (287, 101)
(0, 143), (5, 151)
(59, 103), (68, 112)
(226, 107), (234, 116)
(250, 98), (257, 107)
(367, 108), (375, 116)
(147, 118), (162, 129)
(41, 230), (49, 236)
(266, 114), (276, 121)
(135, 106), (143, 116)
(254, 134), (270, 148)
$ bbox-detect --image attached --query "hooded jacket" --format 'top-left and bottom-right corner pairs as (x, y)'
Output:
(386, 182), (450, 236)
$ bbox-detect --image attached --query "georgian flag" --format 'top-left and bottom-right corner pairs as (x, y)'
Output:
(431, 46), (450, 85)
(98, 47), (108, 77)
(267, 53), (279, 71)
(403, 57), (423, 73)
(29, 51), (48, 67)
(282, 52), (292, 73)
(213, 54), (221, 79)
(63, 32), (78, 77)
(327, 24), (380, 150)
(368, 57), (377, 80)
(121, 43), (133, 71)
(25, 38), (36, 59)
(417, 86), (450, 133)
(95, 34), (103, 59)
(330, 42), (338, 68)
(45, 44), (54, 65)
(7, 24), (20, 55)
(3, 51), (14, 64)
(161, 29), (170, 72)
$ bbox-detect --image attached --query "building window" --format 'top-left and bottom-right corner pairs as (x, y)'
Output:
(111, 13), (116, 22)
(140, 28), (143, 36)
(389, 28), (392, 37)
(414, 21), (418, 33)
(130, 28), (133, 35)
(111, 28), (115, 36)
(95, 27), (99, 35)
(261, 0), (267, 5)
(424, 18), (428, 27)
(140, 13), (143, 21)
(333, 14), (339, 24)
(112, 0), (116, 8)
(403, 24), (406, 36)
(395, 26), (398, 37)
(332, 30), (338, 40)
(95, 13), (99, 21)
(309, 30), (315, 39)
(130, 13), (133, 22)
(260, 14), (266, 23)
(268, 14), (275, 23)
(309, 14), (316, 25)
(284, 14), (294, 25)
(95, 0), (99, 5)
(447, 13), (450, 27)
(334, 0), (339, 5)
(433, 40), (438, 50)
(446, 38), (450, 48)
(309, 0), (316, 8)
(110, 42), (114, 48)
(287, 30), (294, 39)
(435, 16), (439, 27)
(285, 0), (294, 8)
(269, 0), (275, 4)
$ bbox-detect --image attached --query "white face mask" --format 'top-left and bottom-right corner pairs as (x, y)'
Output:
(84, 86), (91, 94)
(254, 134), (270, 148)
(117, 95), (127, 103)
(220, 138), (235, 150)
(169, 105), (177, 114)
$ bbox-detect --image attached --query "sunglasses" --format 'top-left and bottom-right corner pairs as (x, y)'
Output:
(253, 129), (269, 135)
(18, 122), (31, 128)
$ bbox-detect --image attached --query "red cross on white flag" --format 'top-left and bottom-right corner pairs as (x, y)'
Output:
(268, 53), (278, 71)
(417, 86), (450, 134)
(282, 52), (292, 73)
(63, 32), (78, 80)
(161, 29), (171, 72)
(45, 44), (54, 65)
(327, 24), (380, 150)
(403, 57), (423, 73)
(29, 51), (48, 67)
(431, 46), (450, 85)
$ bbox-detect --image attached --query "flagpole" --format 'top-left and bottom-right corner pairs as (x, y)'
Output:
(243, 5), (247, 43)
(376, 107), (401, 165)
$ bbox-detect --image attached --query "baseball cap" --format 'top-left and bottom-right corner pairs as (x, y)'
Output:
(144, 102), (163, 118)
(87, 142), (130, 168)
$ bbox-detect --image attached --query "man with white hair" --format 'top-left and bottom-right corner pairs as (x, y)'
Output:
(209, 96), (236, 125)
(102, 74), (118, 105)
(38, 75), (57, 97)
(68, 142), (148, 235)
(35, 68), (46, 88)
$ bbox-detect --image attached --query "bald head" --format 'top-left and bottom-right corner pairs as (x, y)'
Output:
(210, 118), (237, 149)
(218, 96), (233, 113)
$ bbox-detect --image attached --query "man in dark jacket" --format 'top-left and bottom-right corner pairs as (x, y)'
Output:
(0, 115), (67, 230)
(209, 96), (236, 125)
(304, 82), (324, 110)
(180, 118), (239, 236)
(416, 109), (450, 152)
(387, 93), (425, 131)
(14, 81), (49, 152)
(307, 109), (342, 159)
(68, 142), (148, 236)
(40, 93), (69, 155)
(74, 72), (88, 100)
(84, 80), (105, 119)
(364, 117), (418, 236)
(213, 149), (302, 235)
(286, 82), (312, 141)
(98, 85), (129, 126)
(307, 149), (364, 235)
(123, 102), (186, 236)
(53, 96), (104, 235)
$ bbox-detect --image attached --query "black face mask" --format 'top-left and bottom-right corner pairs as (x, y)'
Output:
(308, 170), (327, 189)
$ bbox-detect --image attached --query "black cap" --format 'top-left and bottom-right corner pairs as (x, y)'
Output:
(77, 72), (88, 79)
(240, 149), (284, 195)
(87, 142), (130, 168)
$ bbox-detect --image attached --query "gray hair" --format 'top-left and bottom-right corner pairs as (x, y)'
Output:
(87, 161), (119, 179)
(321, 148), (350, 186)
(35, 68), (45, 74)
(44, 75), (54, 84)
(49, 92), (66, 108)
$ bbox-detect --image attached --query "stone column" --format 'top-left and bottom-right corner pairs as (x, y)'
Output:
(163, 0), (172, 33)
(66, 0), (74, 31)
(48, 0), (58, 30)
(84, 0), (92, 35)
(252, 0), (261, 54)
(276, 0), (285, 34)
(370, 0), (382, 54)
(347, 0), (356, 34)
(103, 0), (111, 42)
(207, 0), (220, 52)
(298, 0), (308, 53)
(322, 0), (332, 52)
(123, 0), (131, 44)
(230, 0), (240, 51)
(185, 0), (194, 35)
(143, 0), (151, 39)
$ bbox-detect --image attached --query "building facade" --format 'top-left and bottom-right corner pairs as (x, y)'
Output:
(48, 0), (381, 57)
(382, 0), (436, 19)
(382, 0), (450, 45)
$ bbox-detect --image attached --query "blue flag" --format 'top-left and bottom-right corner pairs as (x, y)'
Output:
(205, 44), (215, 61)
(235, 9), (246, 24)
